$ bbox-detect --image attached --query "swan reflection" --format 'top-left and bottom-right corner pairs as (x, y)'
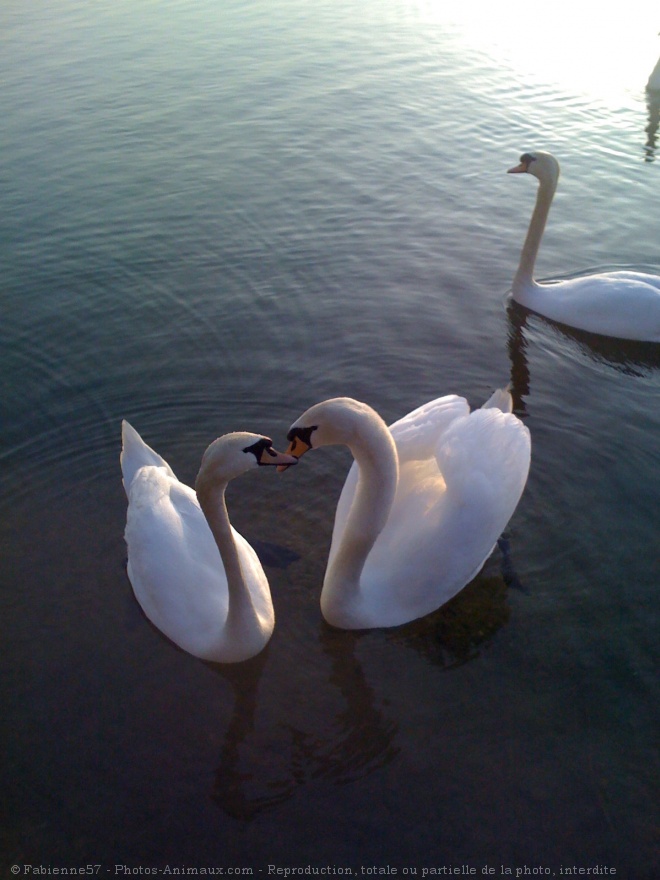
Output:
(288, 627), (400, 785)
(644, 89), (660, 163)
(506, 298), (660, 388)
(211, 649), (298, 820)
(211, 628), (398, 820)
(210, 569), (516, 820)
(386, 571), (514, 669)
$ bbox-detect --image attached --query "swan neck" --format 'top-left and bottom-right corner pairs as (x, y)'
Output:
(513, 173), (556, 293)
(325, 421), (398, 603)
(197, 482), (260, 629)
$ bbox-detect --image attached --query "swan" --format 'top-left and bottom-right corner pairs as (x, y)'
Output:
(508, 151), (660, 341)
(121, 421), (297, 663)
(279, 390), (530, 629)
(647, 35), (660, 92)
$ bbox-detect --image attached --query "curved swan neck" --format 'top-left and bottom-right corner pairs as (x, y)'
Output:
(325, 416), (398, 603)
(196, 482), (260, 631)
(513, 170), (556, 294)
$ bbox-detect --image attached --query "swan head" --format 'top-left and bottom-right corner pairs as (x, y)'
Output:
(508, 150), (559, 186)
(196, 432), (297, 491)
(278, 397), (384, 469)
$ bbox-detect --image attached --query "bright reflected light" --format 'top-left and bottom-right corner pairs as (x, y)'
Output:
(410, 0), (660, 102)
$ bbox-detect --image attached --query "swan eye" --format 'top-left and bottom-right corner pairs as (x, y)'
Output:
(286, 425), (317, 449)
(520, 152), (536, 168)
(243, 437), (274, 462)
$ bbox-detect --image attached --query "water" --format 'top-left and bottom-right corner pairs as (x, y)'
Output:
(2, 0), (659, 874)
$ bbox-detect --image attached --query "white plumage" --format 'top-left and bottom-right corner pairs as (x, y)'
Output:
(283, 390), (531, 629)
(508, 151), (660, 341)
(121, 421), (296, 663)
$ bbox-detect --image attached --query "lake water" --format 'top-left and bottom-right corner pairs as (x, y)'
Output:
(2, 0), (659, 876)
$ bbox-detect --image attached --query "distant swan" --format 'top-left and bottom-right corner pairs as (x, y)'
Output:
(508, 151), (660, 341)
(121, 421), (297, 663)
(279, 390), (530, 629)
(647, 37), (660, 92)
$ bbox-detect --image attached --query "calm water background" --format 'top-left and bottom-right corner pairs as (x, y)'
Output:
(2, 0), (659, 874)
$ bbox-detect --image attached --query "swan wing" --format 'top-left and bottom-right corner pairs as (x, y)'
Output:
(600, 270), (660, 289)
(124, 465), (232, 656)
(435, 408), (530, 534)
(360, 406), (530, 626)
(388, 394), (470, 463)
(528, 273), (660, 341)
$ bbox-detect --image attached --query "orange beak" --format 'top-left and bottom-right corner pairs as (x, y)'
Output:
(276, 437), (312, 472)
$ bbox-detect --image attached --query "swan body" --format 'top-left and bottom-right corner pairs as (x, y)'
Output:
(282, 391), (530, 629)
(121, 421), (296, 663)
(508, 151), (660, 341)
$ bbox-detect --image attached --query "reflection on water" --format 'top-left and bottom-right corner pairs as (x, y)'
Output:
(644, 90), (660, 162)
(212, 562), (520, 821)
(212, 627), (399, 821)
(211, 649), (297, 821)
(387, 573), (512, 669)
(294, 628), (399, 783)
(506, 297), (660, 407)
(505, 302), (533, 416)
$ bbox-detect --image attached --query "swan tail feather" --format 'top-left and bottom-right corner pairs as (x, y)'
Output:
(481, 387), (513, 413)
(121, 420), (176, 493)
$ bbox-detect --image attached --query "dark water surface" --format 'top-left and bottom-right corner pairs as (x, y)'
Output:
(2, 1), (659, 876)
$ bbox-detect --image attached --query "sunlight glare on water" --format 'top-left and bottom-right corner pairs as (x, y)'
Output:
(413, 0), (660, 103)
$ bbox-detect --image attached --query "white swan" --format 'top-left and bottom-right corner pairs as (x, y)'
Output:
(121, 421), (297, 663)
(508, 151), (660, 341)
(279, 390), (530, 629)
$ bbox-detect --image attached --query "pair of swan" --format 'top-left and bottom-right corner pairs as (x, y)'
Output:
(122, 389), (531, 662)
(509, 151), (660, 342)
